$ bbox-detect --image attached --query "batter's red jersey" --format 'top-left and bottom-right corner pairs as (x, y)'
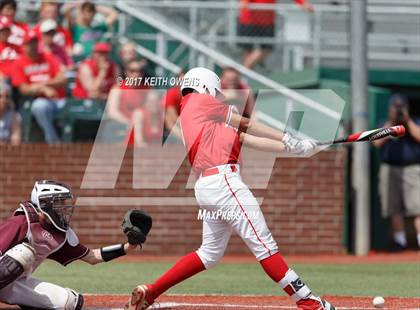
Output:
(180, 93), (241, 175)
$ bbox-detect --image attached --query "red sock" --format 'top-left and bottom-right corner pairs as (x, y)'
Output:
(259, 252), (289, 282)
(150, 252), (205, 299)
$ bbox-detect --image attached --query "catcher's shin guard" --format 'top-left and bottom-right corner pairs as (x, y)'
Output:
(297, 295), (336, 310)
(18, 293), (83, 310)
(124, 284), (154, 310)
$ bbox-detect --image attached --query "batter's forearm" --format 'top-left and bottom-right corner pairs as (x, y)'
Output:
(240, 133), (287, 153)
(247, 120), (285, 141)
(230, 113), (285, 141)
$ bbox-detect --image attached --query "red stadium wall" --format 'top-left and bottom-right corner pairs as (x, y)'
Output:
(0, 144), (346, 255)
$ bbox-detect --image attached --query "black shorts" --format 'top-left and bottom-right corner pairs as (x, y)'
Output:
(237, 22), (275, 50)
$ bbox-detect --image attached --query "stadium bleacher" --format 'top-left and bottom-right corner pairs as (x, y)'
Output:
(1, 0), (419, 144)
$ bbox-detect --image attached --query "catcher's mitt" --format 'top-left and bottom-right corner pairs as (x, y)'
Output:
(122, 209), (152, 245)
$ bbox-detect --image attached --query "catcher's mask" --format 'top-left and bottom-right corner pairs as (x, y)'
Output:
(31, 180), (75, 232)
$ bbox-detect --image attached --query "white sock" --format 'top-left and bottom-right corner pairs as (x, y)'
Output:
(394, 231), (407, 247)
(417, 234), (420, 247)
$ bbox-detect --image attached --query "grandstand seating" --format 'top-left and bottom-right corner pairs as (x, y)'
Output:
(10, 0), (420, 143)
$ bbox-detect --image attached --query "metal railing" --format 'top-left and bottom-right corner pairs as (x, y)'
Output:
(121, 0), (420, 71)
(116, 1), (342, 121)
(21, 0), (420, 71)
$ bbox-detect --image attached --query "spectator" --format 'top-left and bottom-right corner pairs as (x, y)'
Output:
(373, 94), (420, 251)
(34, 1), (73, 55)
(220, 67), (256, 119)
(0, 0), (29, 50)
(162, 71), (184, 140)
(63, 1), (118, 59)
(237, 0), (313, 69)
(107, 60), (159, 145)
(12, 31), (67, 144)
(125, 90), (164, 147)
(73, 42), (118, 101)
(38, 19), (73, 69)
(0, 82), (20, 144)
(0, 15), (19, 81)
(119, 41), (147, 78)
(108, 59), (149, 120)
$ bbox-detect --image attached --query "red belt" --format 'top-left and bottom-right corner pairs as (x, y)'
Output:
(202, 165), (237, 177)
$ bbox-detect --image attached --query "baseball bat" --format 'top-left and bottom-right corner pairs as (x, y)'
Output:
(317, 125), (406, 145)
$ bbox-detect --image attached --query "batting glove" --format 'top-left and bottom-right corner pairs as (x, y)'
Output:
(282, 132), (317, 155)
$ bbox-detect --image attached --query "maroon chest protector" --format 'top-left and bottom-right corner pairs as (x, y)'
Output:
(14, 202), (67, 257)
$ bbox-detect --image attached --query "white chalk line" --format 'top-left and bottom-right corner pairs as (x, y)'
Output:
(88, 301), (420, 310)
(83, 294), (420, 310)
(151, 302), (419, 310)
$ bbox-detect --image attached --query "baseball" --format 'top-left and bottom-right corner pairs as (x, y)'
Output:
(373, 296), (385, 308)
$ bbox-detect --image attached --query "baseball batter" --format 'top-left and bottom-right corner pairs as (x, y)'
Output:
(126, 67), (335, 310)
(0, 180), (142, 310)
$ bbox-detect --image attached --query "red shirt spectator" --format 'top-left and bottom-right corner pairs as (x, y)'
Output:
(161, 72), (184, 140)
(107, 60), (149, 124)
(0, 15), (19, 77)
(12, 31), (66, 99)
(125, 109), (164, 145)
(239, 0), (276, 26)
(107, 60), (162, 146)
(163, 85), (182, 115)
(0, 0), (29, 51)
(37, 19), (73, 68)
(33, 1), (73, 51)
(118, 84), (149, 119)
(73, 42), (117, 100)
(239, 0), (311, 26)
(125, 91), (164, 146)
(6, 19), (28, 50)
(34, 23), (73, 52)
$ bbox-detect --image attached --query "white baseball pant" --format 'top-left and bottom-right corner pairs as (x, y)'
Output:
(194, 164), (278, 269)
(0, 276), (79, 310)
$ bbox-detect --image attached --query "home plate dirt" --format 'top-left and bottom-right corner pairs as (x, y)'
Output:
(1, 295), (419, 309)
(80, 294), (420, 310)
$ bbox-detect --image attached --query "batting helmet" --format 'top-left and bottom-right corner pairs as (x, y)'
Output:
(180, 67), (222, 98)
(30, 180), (75, 232)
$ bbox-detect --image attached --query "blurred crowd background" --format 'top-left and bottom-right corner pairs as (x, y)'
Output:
(0, 0), (419, 146)
(0, 0), (160, 145)
(0, 0), (270, 146)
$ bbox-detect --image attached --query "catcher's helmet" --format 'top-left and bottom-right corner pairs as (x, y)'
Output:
(30, 180), (75, 232)
(180, 67), (222, 98)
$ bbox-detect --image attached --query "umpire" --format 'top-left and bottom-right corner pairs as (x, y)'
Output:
(373, 94), (420, 251)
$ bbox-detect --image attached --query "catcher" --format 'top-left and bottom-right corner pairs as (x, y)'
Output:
(0, 179), (152, 310)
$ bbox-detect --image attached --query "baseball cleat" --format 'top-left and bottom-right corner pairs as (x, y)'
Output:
(124, 284), (154, 310)
(296, 295), (336, 310)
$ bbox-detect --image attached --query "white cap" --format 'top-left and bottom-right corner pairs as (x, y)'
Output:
(40, 19), (57, 33)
